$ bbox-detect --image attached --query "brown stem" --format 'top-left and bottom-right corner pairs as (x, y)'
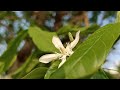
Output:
(70, 11), (89, 27)
(32, 11), (48, 27)
(54, 11), (68, 31)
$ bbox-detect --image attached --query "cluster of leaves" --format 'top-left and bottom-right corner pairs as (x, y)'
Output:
(0, 11), (119, 79)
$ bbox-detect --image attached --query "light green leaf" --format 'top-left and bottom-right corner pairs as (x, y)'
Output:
(22, 67), (48, 79)
(28, 26), (58, 52)
(0, 30), (28, 73)
(49, 23), (120, 79)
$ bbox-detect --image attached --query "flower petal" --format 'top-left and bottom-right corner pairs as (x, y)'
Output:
(39, 54), (62, 63)
(52, 36), (66, 54)
(65, 43), (74, 56)
(58, 55), (66, 68)
(70, 30), (80, 49)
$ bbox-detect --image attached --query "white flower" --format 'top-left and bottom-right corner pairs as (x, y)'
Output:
(39, 30), (80, 68)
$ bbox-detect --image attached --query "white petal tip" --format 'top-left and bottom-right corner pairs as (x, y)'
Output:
(58, 65), (61, 68)
(39, 58), (49, 63)
(39, 56), (50, 63)
(77, 30), (80, 34)
(52, 36), (59, 42)
(39, 54), (60, 64)
(58, 63), (63, 68)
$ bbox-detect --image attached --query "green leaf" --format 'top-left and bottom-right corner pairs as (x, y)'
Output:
(44, 60), (60, 79)
(0, 30), (28, 73)
(22, 67), (48, 79)
(49, 23), (120, 79)
(80, 24), (100, 35)
(57, 24), (99, 36)
(57, 24), (87, 35)
(91, 69), (109, 79)
(12, 51), (39, 78)
(25, 58), (40, 73)
(28, 26), (58, 52)
(79, 24), (100, 43)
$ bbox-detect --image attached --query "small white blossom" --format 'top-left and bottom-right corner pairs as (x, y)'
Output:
(39, 30), (80, 68)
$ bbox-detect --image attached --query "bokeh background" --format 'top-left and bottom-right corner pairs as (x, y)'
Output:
(0, 11), (119, 78)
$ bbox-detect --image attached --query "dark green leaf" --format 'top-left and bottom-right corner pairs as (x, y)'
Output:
(0, 30), (28, 73)
(25, 58), (40, 73)
(44, 60), (60, 79)
(57, 24), (88, 35)
(91, 69), (109, 79)
(12, 51), (39, 78)
(49, 23), (120, 79)
(80, 24), (100, 35)
(22, 67), (48, 79)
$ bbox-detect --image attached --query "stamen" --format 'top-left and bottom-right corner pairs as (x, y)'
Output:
(60, 47), (66, 55)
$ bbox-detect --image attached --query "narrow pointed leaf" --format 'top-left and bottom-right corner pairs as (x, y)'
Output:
(22, 67), (48, 79)
(11, 51), (39, 78)
(0, 30), (28, 73)
(44, 60), (60, 79)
